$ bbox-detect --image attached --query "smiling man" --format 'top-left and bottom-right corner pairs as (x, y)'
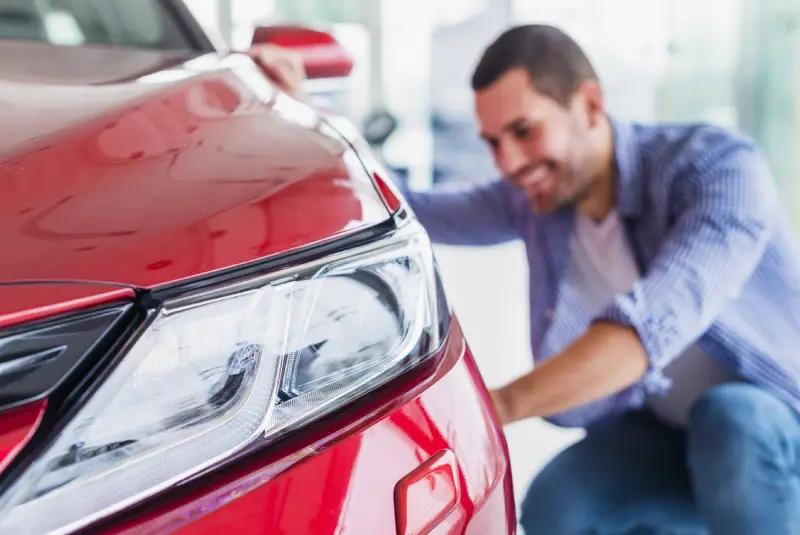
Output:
(394, 24), (800, 535)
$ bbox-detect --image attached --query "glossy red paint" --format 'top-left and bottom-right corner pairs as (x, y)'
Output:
(0, 42), (389, 289)
(373, 172), (404, 214)
(0, 284), (135, 329)
(96, 319), (515, 535)
(0, 399), (47, 476)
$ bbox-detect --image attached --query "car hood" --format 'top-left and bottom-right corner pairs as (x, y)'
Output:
(0, 42), (390, 289)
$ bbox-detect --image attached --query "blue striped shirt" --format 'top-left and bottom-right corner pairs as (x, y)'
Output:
(401, 118), (800, 428)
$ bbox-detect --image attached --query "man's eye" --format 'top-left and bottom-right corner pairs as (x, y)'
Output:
(513, 126), (531, 139)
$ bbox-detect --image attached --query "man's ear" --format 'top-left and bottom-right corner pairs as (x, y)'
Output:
(577, 80), (605, 128)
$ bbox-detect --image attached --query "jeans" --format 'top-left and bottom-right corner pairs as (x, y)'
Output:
(519, 383), (800, 535)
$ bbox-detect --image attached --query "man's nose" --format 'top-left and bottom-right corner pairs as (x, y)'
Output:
(496, 140), (528, 177)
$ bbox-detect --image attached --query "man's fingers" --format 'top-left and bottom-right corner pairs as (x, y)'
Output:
(262, 58), (293, 85)
(250, 44), (307, 95)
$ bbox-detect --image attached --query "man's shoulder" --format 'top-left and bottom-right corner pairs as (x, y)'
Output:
(630, 120), (761, 172)
(624, 120), (777, 216)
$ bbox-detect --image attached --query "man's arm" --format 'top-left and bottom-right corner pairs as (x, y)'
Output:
(399, 180), (524, 246)
(492, 140), (777, 425)
(492, 322), (648, 423)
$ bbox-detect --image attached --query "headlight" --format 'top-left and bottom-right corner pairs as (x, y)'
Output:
(0, 220), (447, 535)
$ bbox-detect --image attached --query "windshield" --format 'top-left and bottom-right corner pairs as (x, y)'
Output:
(0, 0), (194, 50)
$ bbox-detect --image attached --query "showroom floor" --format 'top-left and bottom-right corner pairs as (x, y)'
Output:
(433, 242), (585, 511)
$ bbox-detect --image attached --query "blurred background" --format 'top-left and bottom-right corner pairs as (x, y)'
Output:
(185, 0), (800, 514)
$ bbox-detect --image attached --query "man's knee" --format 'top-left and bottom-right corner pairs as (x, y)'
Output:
(520, 413), (696, 534)
(688, 383), (798, 483)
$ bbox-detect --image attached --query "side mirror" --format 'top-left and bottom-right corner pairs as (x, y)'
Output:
(250, 25), (354, 80)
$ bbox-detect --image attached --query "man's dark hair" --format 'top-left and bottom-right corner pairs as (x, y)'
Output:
(471, 24), (599, 106)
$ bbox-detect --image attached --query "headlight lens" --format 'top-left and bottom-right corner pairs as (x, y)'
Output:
(0, 221), (445, 535)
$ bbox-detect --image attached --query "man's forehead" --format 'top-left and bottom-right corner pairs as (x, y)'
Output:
(474, 70), (549, 134)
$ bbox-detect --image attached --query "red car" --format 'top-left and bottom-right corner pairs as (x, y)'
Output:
(0, 1), (515, 534)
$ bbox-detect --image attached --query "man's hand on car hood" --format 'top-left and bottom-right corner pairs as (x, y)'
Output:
(248, 44), (307, 97)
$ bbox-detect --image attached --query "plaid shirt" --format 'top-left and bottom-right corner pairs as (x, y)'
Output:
(401, 118), (800, 428)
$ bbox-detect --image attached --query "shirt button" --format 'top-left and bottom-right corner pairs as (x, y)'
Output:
(545, 308), (554, 319)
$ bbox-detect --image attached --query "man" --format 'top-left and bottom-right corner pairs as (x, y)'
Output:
(262, 26), (800, 535)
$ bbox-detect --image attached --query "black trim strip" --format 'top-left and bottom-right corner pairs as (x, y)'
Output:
(0, 305), (132, 412)
(147, 219), (397, 304)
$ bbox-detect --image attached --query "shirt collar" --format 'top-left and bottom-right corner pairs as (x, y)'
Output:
(610, 117), (643, 218)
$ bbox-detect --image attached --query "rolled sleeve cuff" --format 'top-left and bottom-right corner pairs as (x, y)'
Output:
(595, 295), (675, 396)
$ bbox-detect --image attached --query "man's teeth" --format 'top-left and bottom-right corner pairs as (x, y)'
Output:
(523, 167), (549, 187)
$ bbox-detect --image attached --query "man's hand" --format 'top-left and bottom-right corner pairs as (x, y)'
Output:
(248, 44), (307, 96)
(492, 322), (649, 424)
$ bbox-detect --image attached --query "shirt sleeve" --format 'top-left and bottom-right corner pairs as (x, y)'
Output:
(594, 140), (778, 394)
(397, 179), (524, 246)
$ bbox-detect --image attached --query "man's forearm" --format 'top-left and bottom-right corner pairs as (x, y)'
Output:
(493, 322), (649, 424)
